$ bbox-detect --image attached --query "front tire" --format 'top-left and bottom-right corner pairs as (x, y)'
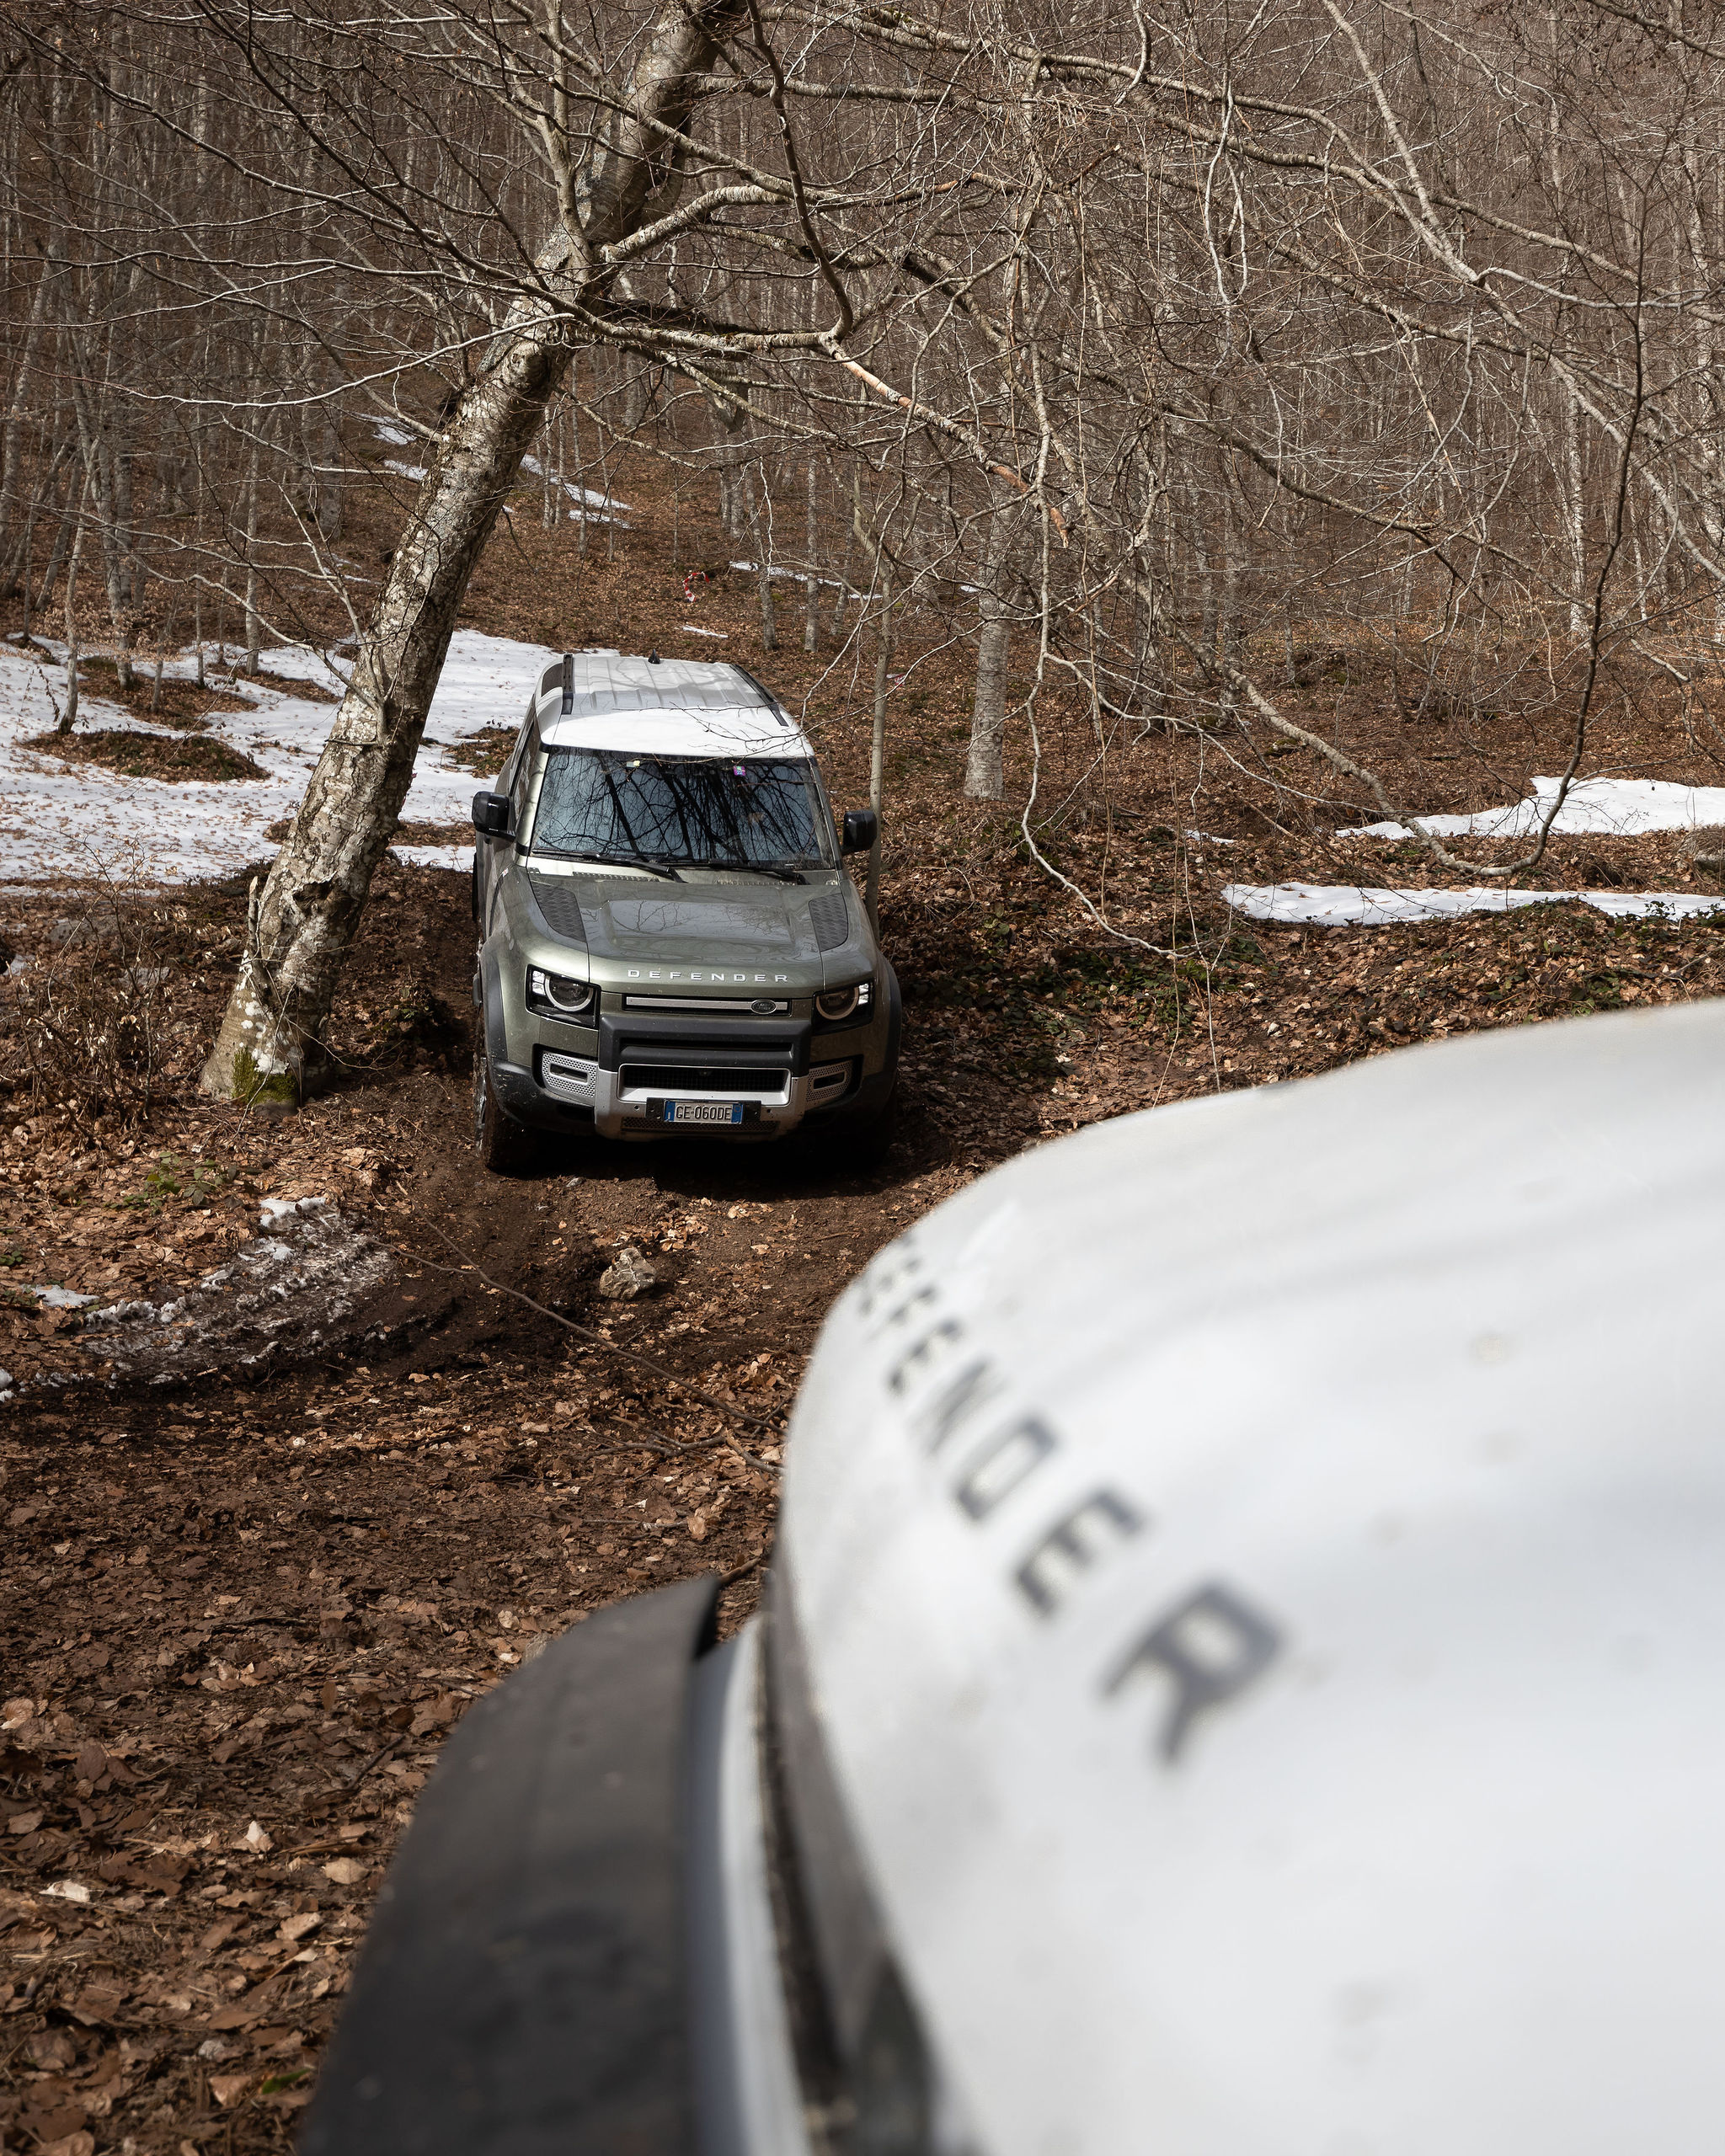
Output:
(473, 1021), (537, 1174)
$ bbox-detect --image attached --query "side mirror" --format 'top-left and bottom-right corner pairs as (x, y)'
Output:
(472, 792), (512, 837)
(841, 808), (879, 855)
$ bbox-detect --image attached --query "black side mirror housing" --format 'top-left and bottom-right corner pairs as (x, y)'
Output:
(472, 792), (512, 837)
(841, 808), (879, 855)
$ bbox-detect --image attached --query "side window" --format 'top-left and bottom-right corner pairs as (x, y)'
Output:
(510, 723), (538, 838)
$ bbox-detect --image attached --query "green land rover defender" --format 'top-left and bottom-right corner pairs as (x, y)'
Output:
(469, 650), (900, 1170)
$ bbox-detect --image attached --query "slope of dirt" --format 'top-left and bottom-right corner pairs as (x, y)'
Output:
(9, 439), (1725, 2153)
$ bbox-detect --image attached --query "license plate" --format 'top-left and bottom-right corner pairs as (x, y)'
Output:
(666, 1100), (745, 1125)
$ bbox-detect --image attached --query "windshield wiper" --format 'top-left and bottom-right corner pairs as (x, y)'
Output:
(689, 856), (807, 883)
(555, 850), (683, 881)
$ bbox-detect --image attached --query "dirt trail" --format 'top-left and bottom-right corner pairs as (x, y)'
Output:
(0, 859), (973, 2155)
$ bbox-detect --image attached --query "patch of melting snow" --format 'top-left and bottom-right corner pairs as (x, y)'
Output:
(32, 1284), (99, 1310)
(259, 1195), (327, 1226)
(393, 843), (474, 872)
(1341, 776), (1725, 842)
(519, 453), (629, 515)
(729, 559), (855, 591)
(0, 627), (561, 887)
(1225, 881), (1725, 927)
(79, 1198), (395, 1381)
(366, 421), (628, 518)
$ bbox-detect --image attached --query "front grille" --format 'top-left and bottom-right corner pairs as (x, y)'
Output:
(620, 1062), (789, 1098)
(622, 995), (789, 1015)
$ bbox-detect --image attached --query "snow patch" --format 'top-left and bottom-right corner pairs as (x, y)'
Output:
(520, 454), (630, 515)
(392, 843), (473, 872)
(729, 559), (853, 591)
(0, 628), (559, 887)
(259, 1194), (326, 1228)
(1225, 882), (1725, 927)
(1341, 776), (1725, 842)
(364, 421), (628, 517)
(32, 1285), (97, 1310)
(84, 1200), (395, 1380)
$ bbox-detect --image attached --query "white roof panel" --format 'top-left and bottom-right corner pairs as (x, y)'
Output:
(534, 653), (812, 760)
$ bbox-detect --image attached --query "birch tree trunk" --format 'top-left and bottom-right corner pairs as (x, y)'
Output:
(57, 477), (88, 736)
(868, 564), (889, 930)
(964, 504), (1017, 799)
(242, 438), (260, 674)
(200, 0), (748, 1104)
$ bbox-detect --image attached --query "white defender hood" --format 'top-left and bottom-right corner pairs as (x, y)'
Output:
(780, 996), (1725, 2156)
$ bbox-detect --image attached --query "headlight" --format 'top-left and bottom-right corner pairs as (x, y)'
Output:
(526, 966), (595, 1018)
(816, 980), (872, 1023)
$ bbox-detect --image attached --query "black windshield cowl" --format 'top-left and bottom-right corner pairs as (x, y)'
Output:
(689, 857), (807, 884)
(544, 849), (683, 881)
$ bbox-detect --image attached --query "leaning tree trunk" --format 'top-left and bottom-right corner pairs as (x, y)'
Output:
(201, 0), (747, 1105)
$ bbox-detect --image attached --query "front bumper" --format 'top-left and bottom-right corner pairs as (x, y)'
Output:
(533, 1049), (856, 1139)
(483, 956), (900, 1144)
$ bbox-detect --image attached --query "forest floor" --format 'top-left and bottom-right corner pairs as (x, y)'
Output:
(7, 437), (1725, 2154)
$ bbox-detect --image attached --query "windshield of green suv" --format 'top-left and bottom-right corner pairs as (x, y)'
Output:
(530, 749), (836, 870)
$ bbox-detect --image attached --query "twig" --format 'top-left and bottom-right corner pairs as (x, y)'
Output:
(393, 1216), (784, 1454)
(337, 1734), (404, 1793)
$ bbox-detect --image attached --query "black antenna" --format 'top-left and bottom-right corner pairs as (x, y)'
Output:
(560, 652), (574, 714)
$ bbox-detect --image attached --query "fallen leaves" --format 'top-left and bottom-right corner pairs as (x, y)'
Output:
(66, 1979), (131, 2027)
(38, 2130), (94, 2156)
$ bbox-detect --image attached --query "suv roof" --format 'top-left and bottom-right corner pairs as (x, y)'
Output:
(531, 651), (814, 760)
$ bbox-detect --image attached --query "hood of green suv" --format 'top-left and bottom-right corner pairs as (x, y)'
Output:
(535, 867), (867, 987)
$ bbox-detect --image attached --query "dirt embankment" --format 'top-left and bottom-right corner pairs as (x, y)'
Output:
(10, 446), (1725, 2153)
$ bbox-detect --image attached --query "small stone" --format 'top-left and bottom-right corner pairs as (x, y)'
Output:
(597, 1246), (658, 1300)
